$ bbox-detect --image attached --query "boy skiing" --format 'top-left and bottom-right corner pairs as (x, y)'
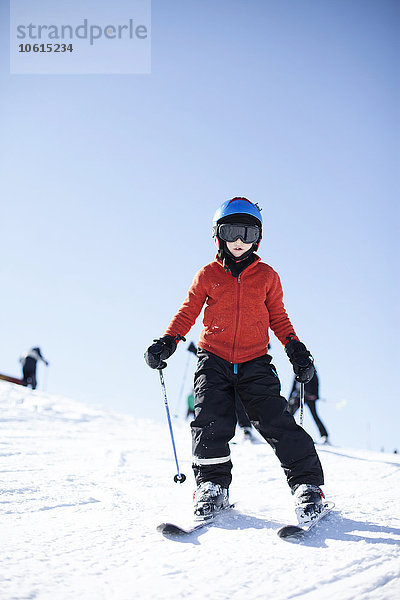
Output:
(145, 198), (325, 524)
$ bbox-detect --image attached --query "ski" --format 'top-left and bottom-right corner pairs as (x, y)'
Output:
(0, 373), (24, 385)
(157, 503), (235, 537)
(277, 501), (334, 540)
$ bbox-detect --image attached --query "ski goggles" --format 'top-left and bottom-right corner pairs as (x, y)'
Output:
(217, 223), (260, 244)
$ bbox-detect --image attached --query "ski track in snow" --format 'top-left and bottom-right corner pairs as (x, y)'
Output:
(1, 382), (400, 600)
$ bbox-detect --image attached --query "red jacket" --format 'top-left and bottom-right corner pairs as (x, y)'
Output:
(165, 255), (298, 364)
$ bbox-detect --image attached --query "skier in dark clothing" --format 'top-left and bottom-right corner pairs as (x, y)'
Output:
(145, 198), (326, 525)
(288, 371), (329, 444)
(20, 347), (49, 390)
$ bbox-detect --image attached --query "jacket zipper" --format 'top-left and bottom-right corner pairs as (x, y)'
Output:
(231, 273), (242, 362)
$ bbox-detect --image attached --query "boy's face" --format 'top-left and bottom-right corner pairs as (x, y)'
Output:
(226, 239), (253, 258)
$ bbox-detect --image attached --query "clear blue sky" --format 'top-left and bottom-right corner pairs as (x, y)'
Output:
(1, 0), (398, 452)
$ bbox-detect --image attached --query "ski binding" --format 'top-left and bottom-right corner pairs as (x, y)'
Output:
(157, 503), (235, 537)
(277, 501), (334, 540)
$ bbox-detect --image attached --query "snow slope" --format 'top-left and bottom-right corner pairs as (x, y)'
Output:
(1, 382), (400, 600)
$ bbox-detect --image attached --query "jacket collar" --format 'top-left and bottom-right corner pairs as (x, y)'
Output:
(215, 253), (261, 274)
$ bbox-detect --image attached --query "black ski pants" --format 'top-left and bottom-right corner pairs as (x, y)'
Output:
(22, 364), (37, 390)
(191, 349), (324, 490)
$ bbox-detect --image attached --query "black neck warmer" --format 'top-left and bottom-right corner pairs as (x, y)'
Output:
(218, 243), (256, 277)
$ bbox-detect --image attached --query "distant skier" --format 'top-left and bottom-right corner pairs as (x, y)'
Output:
(145, 197), (325, 525)
(20, 347), (49, 390)
(287, 371), (329, 444)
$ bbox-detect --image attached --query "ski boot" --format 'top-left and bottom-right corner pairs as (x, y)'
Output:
(193, 481), (230, 520)
(293, 484), (325, 524)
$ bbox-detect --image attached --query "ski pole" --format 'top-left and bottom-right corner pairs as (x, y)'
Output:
(158, 369), (186, 484)
(43, 364), (49, 392)
(299, 382), (305, 427)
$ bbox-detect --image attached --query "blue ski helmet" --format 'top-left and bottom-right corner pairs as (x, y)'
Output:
(213, 197), (262, 227)
(212, 197), (263, 252)
(212, 197), (262, 237)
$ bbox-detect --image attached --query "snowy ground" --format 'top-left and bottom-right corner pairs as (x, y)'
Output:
(1, 382), (400, 600)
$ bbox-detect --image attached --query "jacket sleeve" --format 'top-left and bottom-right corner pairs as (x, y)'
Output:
(165, 269), (207, 340)
(266, 269), (298, 346)
(37, 350), (46, 363)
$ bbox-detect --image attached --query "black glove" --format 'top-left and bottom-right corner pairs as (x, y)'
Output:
(285, 338), (314, 384)
(144, 335), (177, 370)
